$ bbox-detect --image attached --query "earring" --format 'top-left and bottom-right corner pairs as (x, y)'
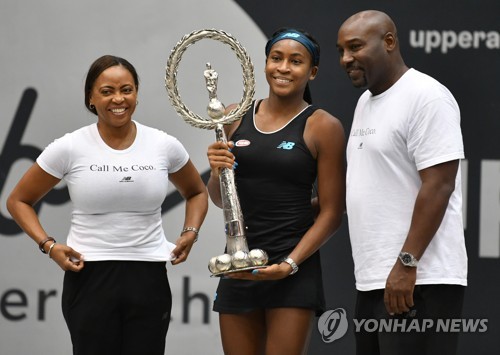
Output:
(136, 100), (139, 106)
(89, 104), (95, 110)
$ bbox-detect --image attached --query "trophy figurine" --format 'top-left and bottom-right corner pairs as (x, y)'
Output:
(165, 29), (268, 276)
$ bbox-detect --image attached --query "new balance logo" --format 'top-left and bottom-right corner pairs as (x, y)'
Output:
(120, 176), (134, 182)
(277, 141), (295, 150)
(358, 143), (363, 149)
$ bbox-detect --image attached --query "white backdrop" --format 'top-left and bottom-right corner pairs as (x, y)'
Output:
(0, 1), (268, 354)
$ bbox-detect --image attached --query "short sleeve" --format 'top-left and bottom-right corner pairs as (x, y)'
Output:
(36, 134), (72, 179)
(408, 92), (464, 171)
(165, 135), (189, 173)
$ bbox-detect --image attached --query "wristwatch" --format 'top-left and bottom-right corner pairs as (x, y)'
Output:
(398, 252), (419, 267)
(282, 257), (299, 275)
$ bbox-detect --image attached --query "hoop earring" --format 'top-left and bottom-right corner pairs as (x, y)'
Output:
(89, 104), (95, 110)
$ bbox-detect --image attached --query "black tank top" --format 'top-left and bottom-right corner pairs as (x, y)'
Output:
(230, 100), (318, 261)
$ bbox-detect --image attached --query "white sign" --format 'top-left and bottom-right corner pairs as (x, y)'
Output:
(0, 1), (268, 354)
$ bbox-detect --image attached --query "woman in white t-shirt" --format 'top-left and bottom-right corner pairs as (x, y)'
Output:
(6, 55), (208, 355)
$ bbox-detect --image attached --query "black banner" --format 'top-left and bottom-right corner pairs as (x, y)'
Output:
(236, 1), (500, 353)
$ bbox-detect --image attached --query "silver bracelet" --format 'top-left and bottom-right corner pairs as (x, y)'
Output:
(282, 257), (299, 275)
(48, 242), (57, 259)
(181, 227), (199, 242)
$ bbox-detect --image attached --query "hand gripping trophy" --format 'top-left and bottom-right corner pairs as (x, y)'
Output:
(165, 29), (268, 276)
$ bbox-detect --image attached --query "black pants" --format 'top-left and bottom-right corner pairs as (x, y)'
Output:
(355, 285), (465, 355)
(62, 261), (172, 355)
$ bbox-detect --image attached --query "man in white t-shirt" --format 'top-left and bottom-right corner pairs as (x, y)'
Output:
(337, 10), (467, 355)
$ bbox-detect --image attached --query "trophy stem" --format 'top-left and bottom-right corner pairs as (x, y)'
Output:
(215, 123), (249, 255)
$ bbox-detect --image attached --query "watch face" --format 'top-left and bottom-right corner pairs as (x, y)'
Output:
(402, 254), (412, 264)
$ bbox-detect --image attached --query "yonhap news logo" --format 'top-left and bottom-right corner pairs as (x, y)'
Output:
(317, 308), (349, 343)
(353, 318), (488, 333)
(317, 308), (488, 343)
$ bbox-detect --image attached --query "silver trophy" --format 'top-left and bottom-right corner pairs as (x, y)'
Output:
(165, 29), (268, 276)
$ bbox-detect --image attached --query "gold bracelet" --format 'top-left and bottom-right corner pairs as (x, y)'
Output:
(181, 227), (199, 242)
(48, 242), (57, 259)
(39, 237), (55, 254)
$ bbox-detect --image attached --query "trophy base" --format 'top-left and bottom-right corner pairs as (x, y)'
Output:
(210, 265), (267, 278)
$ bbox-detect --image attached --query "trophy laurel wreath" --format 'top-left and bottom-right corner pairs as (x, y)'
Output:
(165, 29), (268, 276)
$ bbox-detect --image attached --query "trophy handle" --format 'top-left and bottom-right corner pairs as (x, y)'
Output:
(214, 123), (247, 255)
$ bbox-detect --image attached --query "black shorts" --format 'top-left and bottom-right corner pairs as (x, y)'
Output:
(354, 284), (465, 355)
(213, 251), (325, 316)
(62, 261), (172, 355)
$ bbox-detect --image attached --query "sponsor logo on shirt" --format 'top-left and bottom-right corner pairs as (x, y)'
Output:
(235, 139), (251, 147)
(120, 176), (134, 183)
(277, 141), (296, 150)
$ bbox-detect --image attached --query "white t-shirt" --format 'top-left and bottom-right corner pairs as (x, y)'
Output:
(37, 121), (189, 261)
(346, 68), (467, 291)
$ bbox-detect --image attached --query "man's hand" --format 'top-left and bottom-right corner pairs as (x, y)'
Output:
(384, 261), (417, 315)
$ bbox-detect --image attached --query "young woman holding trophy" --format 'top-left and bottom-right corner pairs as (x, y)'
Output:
(206, 28), (346, 355)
